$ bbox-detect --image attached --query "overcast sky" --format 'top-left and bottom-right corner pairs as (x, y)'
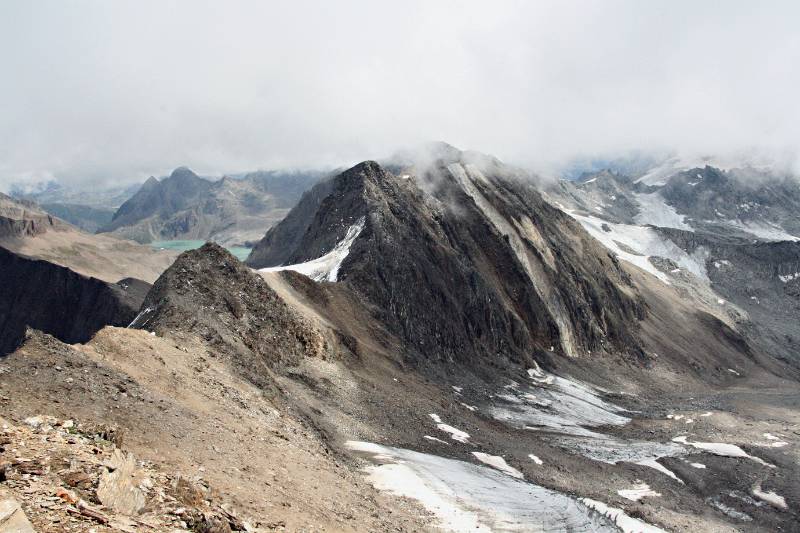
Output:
(1, 0), (799, 189)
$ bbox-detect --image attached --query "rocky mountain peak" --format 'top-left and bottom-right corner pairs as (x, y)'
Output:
(248, 154), (647, 369)
(168, 166), (199, 180)
(132, 242), (328, 388)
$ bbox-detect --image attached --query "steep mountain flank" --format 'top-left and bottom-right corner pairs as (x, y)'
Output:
(100, 167), (323, 245)
(658, 166), (800, 239)
(131, 243), (329, 388)
(545, 161), (800, 368)
(248, 154), (647, 368)
(0, 247), (146, 354)
(654, 227), (800, 366)
(550, 170), (641, 224)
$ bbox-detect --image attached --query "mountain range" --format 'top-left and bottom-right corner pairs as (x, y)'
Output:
(1, 145), (798, 532)
(98, 167), (325, 246)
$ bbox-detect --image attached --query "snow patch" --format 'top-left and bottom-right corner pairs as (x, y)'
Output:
(709, 499), (753, 521)
(779, 272), (800, 283)
(471, 452), (524, 479)
(528, 454), (543, 465)
(617, 483), (660, 501)
(128, 306), (153, 328)
(729, 220), (799, 242)
(549, 435), (684, 465)
(429, 413), (470, 443)
(492, 369), (629, 437)
(752, 485), (787, 509)
(672, 436), (774, 467)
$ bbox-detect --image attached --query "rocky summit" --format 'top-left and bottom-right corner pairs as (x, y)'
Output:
(248, 156), (647, 372)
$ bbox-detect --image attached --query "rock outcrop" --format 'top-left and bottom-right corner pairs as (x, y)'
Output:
(654, 227), (800, 365)
(0, 193), (62, 239)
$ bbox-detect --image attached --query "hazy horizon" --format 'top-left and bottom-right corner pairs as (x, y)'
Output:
(2, 1), (800, 190)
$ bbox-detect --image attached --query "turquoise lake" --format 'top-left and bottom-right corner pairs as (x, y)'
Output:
(149, 240), (251, 261)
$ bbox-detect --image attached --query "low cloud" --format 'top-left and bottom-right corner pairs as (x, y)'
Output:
(1, 0), (799, 190)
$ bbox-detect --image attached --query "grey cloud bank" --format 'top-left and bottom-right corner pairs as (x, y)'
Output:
(1, 0), (799, 190)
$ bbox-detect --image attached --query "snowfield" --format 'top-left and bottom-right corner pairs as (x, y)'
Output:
(490, 369), (629, 438)
(633, 192), (692, 231)
(345, 441), (627, 532)
(567, 211), (708, 283)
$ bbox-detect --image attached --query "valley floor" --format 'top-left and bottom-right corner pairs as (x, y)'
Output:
(1, 324), (798, 532)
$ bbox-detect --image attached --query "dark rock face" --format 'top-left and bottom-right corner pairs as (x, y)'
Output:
(0, 247), (146, 355)
(248, 156), (647, 370)
(660, 166), (800, 237)
(132, 243), (327, 387)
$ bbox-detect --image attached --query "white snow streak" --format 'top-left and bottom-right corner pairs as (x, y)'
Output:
(259, 217), (365, 282)
(617, 483), (661, 501)
(672, 436), (774, 467)
(779, 272), (800, 283)
(580, 498), (668, 533)
(637, 458), (683, 484)
(429, 413), (470, 443)
(752, 485), (787, 509)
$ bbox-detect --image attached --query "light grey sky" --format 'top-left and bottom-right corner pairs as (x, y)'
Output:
(1, 0), (799, 189)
